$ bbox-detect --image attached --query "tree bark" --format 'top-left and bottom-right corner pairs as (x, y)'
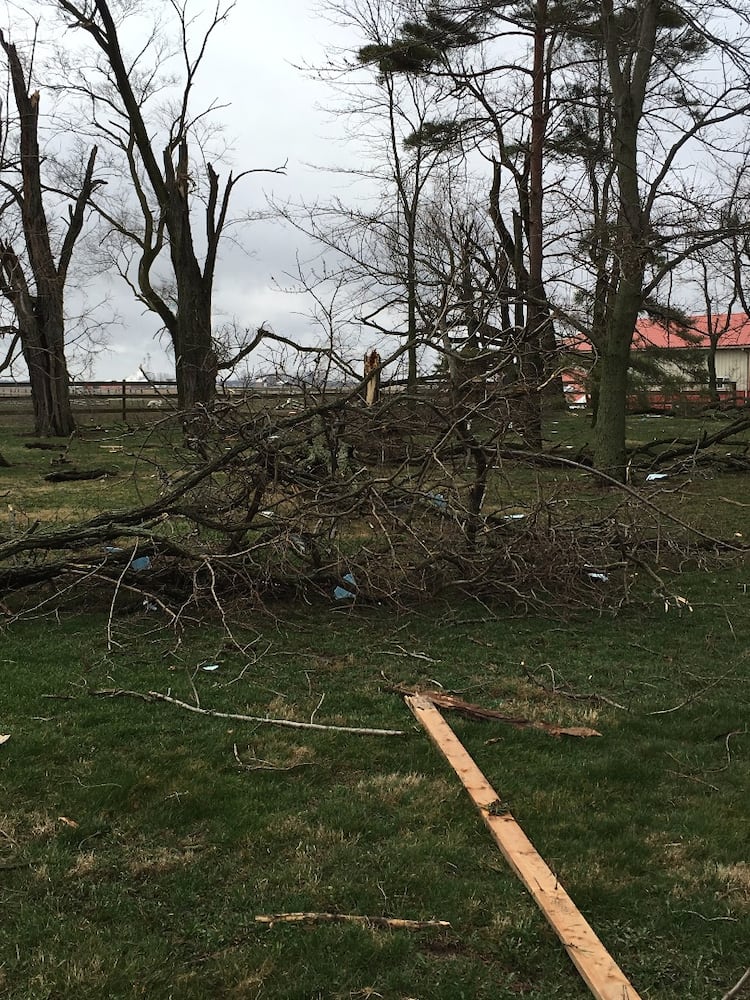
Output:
(23, 328), (75, 437)
(0, 33), (99, 437)
(593, 0), (658, 480)
(56, 0), (243, 414)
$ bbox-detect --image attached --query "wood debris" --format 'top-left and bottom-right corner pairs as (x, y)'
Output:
(405, 694), (641, 1000)
(388, 684), (601, 738)
(90, 688), (406, 737)
(254, 912), (450, 931)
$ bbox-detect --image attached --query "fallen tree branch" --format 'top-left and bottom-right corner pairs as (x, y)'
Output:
(722, 967), (750, 1000)
(232, 744), (314, 771)
(633, 414), (750, 465)
(521, 662), (627, 711)
(90, 688), (406, 737)
(254, 912), (450, 930)
(44, 468), (119, 482)
(647, 667), (736, 716)
(387, 684), (601, 738)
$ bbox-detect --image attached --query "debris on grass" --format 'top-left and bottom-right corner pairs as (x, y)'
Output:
(664, 595), (693, 613)
(232, 744), (314, 772)
(334, 572), (357, 601)
(427, 491), (447, 511)
(0, 734), (10, 745)
(44, 468), (118, 482)
(89, 688), (406, 737)
(721, 966), (750, 1000)
(254, 912), (450, 931)
(387, 684), (601, 738)
(405, 694), (643, 1000)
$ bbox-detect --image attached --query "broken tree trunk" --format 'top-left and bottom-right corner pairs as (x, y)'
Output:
(364, 349), (381, 406)
(405, 694), (642, 1000)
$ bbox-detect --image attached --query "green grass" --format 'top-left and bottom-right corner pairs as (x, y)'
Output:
(2, 579), (749, 999)
(1, 412), (749, 998)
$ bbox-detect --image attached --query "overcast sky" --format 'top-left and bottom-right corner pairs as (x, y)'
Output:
(57, 0), (364, 381)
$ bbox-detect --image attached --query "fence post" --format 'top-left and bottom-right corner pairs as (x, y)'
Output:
(121, 381), (127, 422)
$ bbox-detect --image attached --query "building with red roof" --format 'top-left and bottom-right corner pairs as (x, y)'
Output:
(564, 312), (750, 409)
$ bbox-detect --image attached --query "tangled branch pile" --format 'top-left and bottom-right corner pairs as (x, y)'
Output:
(0, 388), (733, 619)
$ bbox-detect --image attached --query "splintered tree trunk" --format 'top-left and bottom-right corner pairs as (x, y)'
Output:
(364, 350), (381, 406)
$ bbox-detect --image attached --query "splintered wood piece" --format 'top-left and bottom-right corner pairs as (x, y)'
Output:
(390, 684), (601, 738)
(406, 694), (642, 1000)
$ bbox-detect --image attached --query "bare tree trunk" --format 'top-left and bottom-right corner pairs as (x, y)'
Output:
(594, 309), (633, 477)
(707, 342), (719, 404)
(23, 331), (75, 437)
(0, 32), (99, 438)
(593, 0), (658, 481)
(517, 0), (548, 450)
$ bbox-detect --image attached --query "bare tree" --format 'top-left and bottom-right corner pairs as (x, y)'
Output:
(0, 30), (100, 436)
(559, 0), (750, 478)
(54, 0), (279, 412)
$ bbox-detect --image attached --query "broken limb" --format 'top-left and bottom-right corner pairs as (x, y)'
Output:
(254, 912), (450, 930)
(722, 967), (750, 1000)
(647, 667), (737, 716)
(405, 694), (641, 1000)
(232, 744), (314, 772)
(521, 662), (627, 711)
(387, 684), (601, 738)
(90, 688), (406, 737)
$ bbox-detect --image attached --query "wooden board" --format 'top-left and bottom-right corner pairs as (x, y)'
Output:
(406, 694), (643, 1000)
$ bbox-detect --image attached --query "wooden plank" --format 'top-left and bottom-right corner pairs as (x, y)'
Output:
(406, 694), (643, 1000)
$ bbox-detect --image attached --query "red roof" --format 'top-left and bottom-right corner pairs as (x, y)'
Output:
(566, 313), (750, 352)
(634, 313), (750, 349)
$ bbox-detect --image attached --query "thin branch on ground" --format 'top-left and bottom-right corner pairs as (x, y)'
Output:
(521, 661), (628, 711)
(89, 688), (406, 736)
(253, 912), (450, 930)
(721, 967), (750, 1000)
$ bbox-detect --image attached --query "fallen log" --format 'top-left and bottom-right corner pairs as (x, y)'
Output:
(44, 468), (118, 482)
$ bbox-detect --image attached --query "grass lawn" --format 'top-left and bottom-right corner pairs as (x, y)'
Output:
(1, 412), (749, 999)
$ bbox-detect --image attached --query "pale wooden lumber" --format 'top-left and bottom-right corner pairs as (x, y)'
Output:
(406, 694), (643, 1000)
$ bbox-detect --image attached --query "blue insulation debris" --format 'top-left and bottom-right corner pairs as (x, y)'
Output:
(334, 573), (357, 601)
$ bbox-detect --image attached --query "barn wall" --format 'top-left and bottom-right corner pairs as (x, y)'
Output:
(715, 349), (750, 391)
